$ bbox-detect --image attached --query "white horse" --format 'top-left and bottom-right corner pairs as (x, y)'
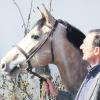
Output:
(0, 5), (88, 98)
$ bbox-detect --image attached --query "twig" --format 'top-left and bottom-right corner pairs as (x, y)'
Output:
(49, 0), (52, 12)
(12, 0), (26, 30)
(25, 0), (34, 35)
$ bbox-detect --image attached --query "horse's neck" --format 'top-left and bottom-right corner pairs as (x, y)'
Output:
(55, 42), (86, 90)
(53, 26), (87, 91)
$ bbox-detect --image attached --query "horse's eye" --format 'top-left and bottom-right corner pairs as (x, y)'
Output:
(31, 35), (40, 40)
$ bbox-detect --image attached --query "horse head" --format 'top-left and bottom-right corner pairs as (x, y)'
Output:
(0, 5), (56, 74)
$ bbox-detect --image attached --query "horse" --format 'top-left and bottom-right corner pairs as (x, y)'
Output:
(0, 5), (88, 98)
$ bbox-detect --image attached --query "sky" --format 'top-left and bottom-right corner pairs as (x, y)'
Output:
(0, 0), (100, 58)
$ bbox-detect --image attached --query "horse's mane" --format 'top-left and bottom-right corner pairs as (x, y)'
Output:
(58, 19), (85, 49)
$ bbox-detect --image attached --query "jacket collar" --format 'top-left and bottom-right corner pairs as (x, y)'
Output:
(87, 64), (100, 78)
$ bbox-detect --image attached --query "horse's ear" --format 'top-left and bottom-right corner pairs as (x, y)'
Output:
(42, 4), (55, 26)
(37, 6), (45, 19)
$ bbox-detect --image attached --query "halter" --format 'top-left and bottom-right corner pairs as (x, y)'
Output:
(16, 20), (58, 81)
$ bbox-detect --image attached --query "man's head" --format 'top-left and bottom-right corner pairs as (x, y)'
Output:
(80, 29), (100, 65)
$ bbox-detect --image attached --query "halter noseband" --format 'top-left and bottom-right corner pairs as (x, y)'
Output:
(16, 20), (58, 81)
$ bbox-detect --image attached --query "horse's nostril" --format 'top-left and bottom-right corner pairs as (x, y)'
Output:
(2, 64), (6, 69)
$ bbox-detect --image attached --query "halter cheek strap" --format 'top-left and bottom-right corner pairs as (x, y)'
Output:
(50, 20), (58, 62)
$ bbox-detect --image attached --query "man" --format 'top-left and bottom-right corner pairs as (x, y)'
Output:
(43, 29), (100, 100)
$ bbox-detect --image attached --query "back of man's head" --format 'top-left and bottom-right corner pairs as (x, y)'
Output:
(89, 29), (100, 47)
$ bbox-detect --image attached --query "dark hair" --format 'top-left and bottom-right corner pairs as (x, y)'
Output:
(89, 29), (100, 47)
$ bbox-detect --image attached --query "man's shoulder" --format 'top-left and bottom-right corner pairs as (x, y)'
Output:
(94, 71), (100, 85)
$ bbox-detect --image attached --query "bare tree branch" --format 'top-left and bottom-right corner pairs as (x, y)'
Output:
(25, 0), (34, 36)
(49, 0), (52, 12)
(12, 0), (35, 36)
(12, 0), (26, 30)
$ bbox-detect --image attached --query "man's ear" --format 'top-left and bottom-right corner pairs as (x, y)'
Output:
(94, 47), (100, 55)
